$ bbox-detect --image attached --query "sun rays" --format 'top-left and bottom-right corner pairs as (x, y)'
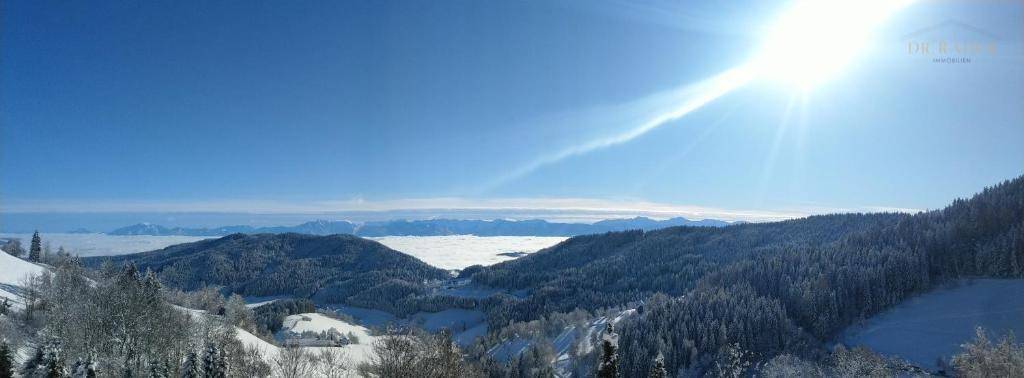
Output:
(488, 0), (916, 191)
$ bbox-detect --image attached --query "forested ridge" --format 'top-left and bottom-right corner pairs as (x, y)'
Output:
(82, 233), (451, 313)
(473, 175), (1024, 375)
(56, 176), (1024, 376)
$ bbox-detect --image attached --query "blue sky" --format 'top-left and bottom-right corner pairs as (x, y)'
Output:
(2, 0), (1023, 230)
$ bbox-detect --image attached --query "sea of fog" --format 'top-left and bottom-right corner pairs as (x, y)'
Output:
(370, 235), (567, 270)
(0, 233), (211, 257)
(0, 233), (566, 269)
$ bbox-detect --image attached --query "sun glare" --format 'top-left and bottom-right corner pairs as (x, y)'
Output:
(752, 0), (915, 90)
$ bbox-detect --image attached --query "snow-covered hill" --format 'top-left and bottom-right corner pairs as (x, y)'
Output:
(0, 250), (47, 307)
(279, 313), (379, 366)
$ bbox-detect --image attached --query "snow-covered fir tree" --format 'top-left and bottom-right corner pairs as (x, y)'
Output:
(597, 323), (619, 378)
(180, 351), (201, 378)
(29, 231), (42, 262)
(43, 346), (66, 378)
(202, 343), (226, 378)
(649, 352), (667, 378)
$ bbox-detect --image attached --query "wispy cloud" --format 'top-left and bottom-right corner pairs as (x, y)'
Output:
(482, 65), (756, 191)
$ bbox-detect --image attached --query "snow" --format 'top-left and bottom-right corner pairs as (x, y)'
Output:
(369, 235), (567, 270)
(0, 233), (210, 257)
(175, 306), (281, 358)
(245, 300), (278, 309)
(236, 325), (281, 358)
(0, 250), (47, 308)
(577, 310), (634, 356)
(280, 313), (379, 364)
(486, 307), (637, 375)
(0, 249), (46, 286)
(243, 295), (293, 308)
(283, 313), (373, 339)
(841, 279), (1024, 370)
(177, 308), (375, 376)
(488, 338), (532, 362)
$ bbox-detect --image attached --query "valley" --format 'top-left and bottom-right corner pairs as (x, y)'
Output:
(2, 175), (1023, 377)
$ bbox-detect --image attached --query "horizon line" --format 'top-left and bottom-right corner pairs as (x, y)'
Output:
(0, 197), (923, 223)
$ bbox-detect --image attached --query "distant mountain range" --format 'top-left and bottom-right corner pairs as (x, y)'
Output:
(106, 217), (734, 237)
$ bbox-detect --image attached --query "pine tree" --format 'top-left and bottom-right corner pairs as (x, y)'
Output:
(597, 323), (619, 378)
(29, 231), (42, 262)
(43, 345), (65, 378)
(180, 351), (200, 378)
(202, 343), (226, 378)
(0, 342), (13, 378)
(649, 352), (667, 378)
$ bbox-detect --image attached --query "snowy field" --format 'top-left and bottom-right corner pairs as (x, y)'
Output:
(184, 309), (370, 377)
(841, 279), (1024, 370)
(280, 313), (379, 368)
(0, 233), (210, 257)
(370, 235), (567, 269)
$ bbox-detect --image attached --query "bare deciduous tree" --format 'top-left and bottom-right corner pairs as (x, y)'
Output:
(952, 327), (1024, 378)
(273, 346), (315, 378)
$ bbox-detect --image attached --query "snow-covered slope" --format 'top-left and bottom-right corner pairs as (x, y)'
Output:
(0, 250), (46, 286)
(236, 325), (280, 357)
(841, 279), (1024, 370)
(176, 306), (280, 359)
(486, 308), (636, 377)
(280, 313), (379, 364)
(0, 251), (47, 307)
(283, 313), (372, 339)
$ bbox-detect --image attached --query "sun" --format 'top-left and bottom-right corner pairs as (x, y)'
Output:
(751, 0), (915, 90)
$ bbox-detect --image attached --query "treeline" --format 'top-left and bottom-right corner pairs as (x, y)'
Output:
(250, 299), (317, 335)
(472, 175), (1024, 375)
